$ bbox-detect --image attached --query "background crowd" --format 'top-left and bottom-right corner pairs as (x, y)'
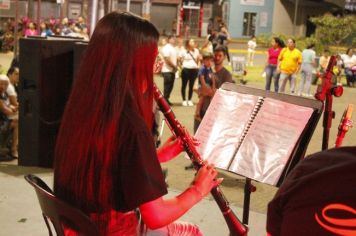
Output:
(263, 38), (356, 96)
(0, 15), (89, 53)
(156, 28), (355, 134)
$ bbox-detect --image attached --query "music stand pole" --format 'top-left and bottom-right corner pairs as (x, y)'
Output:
(242, 177), (256, 225)
(322, 91), (334, 150)
(242, 178), (251, 224)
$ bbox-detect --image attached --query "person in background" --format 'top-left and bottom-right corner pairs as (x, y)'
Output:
(161, 34), (178, 105)
(265, 37), (285, 92)
(76, 16), (87, 31)
(267, 147), (356, 236)
(218, 25), (231, 63)
(214, 46), (233, 88)
(277, 38), (302, 94)
(153, 37), (167, 75)
(6, 67), (19, 158)
(175, 36), (185, 79)
(40, 22), (53, 37)
(79, 27), (90, 41)
(313, 49), (330, 85)
(53, 24), (62, 36)
(298, 44), (316, 97)
(6, 67), (19, 107)
(53, 12), (221, 236)
(24, 22), (38, 37)
(180, 38), (200, 107)
(319, 49), (331, 75)
(195, 52), (214, 122)
(0, 75), (18, 159)
(193, 46), (232, 133)
(61, 17), (73, 36)
(341, 48), (356, 87)
(208, 30), (219, 52)
(200, 34), (214, 55)
(334, 54), (344, 85)
(247, 36), (257, 66)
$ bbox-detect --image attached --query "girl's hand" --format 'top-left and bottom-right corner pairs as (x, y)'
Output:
(192, 163), (223, 197)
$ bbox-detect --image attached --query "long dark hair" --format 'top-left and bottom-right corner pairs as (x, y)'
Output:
(53, 11), (159, 232)
(273, 37), (285, 48)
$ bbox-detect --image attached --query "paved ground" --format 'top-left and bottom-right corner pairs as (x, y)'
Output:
(0, 43), (355, 236)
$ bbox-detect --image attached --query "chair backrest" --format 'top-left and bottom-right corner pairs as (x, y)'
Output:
(24, 174), (99, 236)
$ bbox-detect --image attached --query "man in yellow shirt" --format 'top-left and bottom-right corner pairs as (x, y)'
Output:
(277, 38), (302, 93)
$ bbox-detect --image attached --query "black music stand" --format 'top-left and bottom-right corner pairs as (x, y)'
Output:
(218, 83), (324, 224)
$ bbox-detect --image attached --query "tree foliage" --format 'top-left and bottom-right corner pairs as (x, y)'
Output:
(310, 13), (356, 46)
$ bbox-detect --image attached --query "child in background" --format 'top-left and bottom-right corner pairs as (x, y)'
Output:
(247, 36), (257, 66)
(195, 53), (215, 121)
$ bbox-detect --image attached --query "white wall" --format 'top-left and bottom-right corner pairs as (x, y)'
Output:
(272, 0), (307, 37)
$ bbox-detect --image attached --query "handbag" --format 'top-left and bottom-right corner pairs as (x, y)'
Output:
(188, 50), (199, 66)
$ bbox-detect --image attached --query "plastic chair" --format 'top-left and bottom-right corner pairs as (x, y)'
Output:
(24, 174), (99, 236)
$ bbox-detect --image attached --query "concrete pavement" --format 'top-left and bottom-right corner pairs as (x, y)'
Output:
(0, 167), (267, 236)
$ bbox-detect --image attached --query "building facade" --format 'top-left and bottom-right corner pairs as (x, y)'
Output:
(227, 0), (274, 38)
(0, 0), (347, 38)
(224, 0), (346, 38)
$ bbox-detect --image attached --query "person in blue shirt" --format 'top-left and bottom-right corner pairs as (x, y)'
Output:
(195, 52), (215, 122)
(40, 22), (53, 37)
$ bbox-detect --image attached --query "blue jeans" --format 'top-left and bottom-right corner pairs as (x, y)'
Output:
(265, 64), (279, 92)
(298, 63), (314, 96)
(279, 73), (297, 94)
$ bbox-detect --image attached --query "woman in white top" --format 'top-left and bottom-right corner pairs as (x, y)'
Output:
(180, 39), (201, 106)
(341, 48), (356, 87)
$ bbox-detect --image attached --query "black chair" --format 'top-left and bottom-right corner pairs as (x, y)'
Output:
(24, 174), (99, 236)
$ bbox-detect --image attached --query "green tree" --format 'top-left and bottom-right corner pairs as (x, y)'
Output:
(310, 13), (356, 46)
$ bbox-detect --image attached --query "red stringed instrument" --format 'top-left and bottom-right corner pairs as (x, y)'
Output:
(335, 104), (354, 148)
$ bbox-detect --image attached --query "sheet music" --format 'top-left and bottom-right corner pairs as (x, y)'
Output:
(195, 89), (260, 169)
(228, 98), (314, 185)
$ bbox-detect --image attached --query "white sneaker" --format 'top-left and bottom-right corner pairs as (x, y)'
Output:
(182, 101), (188, 106)
(187, 100), (194, 106)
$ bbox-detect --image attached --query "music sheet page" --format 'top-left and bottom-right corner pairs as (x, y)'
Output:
(228, 98), (314, 185)
(195, 89), (260, 169)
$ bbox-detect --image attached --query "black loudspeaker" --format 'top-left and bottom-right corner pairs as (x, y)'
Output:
(73, 42), (88, 78)
(18, 38), (83, 167)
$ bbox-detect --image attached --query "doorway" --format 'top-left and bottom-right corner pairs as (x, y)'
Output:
(243, 12), (256, 36)
(182, 8), (200, 38)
